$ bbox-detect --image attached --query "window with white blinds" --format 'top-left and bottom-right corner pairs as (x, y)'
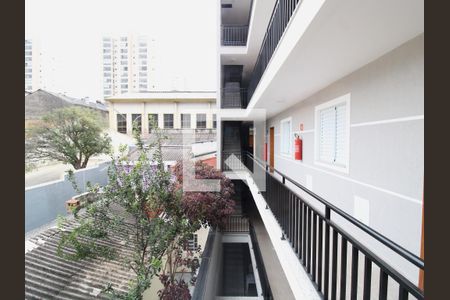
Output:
(280, 118), (292, 156)
(315, 94), (350, 172)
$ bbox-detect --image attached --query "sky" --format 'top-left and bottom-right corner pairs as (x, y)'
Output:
(25, 0), (218, 101)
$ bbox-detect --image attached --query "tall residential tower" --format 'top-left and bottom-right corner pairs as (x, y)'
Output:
(24, 39), (42, 92)
(102, 35), (157, 98)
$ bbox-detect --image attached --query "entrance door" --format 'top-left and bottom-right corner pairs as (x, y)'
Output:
(269, 127), (274, 171)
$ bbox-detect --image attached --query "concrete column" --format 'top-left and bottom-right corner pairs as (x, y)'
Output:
(142, 102), (148, 134)
(126, 113), (132, 135)
(108, 102), (116, 131)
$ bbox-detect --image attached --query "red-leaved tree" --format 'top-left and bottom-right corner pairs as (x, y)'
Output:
(172, 160), (236, 229)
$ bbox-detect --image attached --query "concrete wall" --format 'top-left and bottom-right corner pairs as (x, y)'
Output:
(265, 34), (423, 282)
(109, 101), (217, 134)
(25, 161), (110, 233)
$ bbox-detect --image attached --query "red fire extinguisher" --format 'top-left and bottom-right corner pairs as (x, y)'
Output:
(294, 134), (302, 161)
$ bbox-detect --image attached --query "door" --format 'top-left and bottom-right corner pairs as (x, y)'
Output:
(269, 127), (274, 171)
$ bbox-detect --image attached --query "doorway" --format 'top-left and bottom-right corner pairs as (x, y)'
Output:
(269, 127), (274, 171)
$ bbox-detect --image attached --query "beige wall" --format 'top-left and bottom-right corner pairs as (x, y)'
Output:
(108, 101), (217, 134)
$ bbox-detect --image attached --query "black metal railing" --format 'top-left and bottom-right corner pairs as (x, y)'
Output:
(221, 88), (248, 108)
(221, 25), (249, 46)
(244, 151), (424, 300)
(223, 215), (250, 232)
(222, 151), (245, 171)
(248, 0), (302, 102)
(250, 224), (274, 300)
(192, 229), (217, 300)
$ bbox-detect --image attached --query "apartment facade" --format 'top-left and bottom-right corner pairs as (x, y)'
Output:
(24, 39), (42, 92)
(193, 1), (424, 300)
(105, 91), (217, 135)
(102, 35), (158, 98)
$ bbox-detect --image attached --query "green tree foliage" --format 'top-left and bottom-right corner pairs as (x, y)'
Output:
(57, 124), (235, 299)
(26, 106), (111, 169)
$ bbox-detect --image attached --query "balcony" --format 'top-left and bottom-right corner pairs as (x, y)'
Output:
(221, 25), (249, 46)
(221, 87), (248, 108)
(242, 152), (424, 300)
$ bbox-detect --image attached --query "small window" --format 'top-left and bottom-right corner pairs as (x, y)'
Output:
(117, 114), (127, 133)
(314, 94), (350, 173)
(280, 118), (292, 156)
(213, 114), (217, 129)
(164, 114), (174, 129)
(132, 114), (142, 133)
(196, 114), (206, 129)
(186, 234), (198, 251)
(148, 114), (158, 132)
(181, 114), (191, 129)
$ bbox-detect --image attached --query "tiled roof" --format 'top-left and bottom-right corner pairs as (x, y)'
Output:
(128, 130), (217, 163)
(25, 208), (137, 299)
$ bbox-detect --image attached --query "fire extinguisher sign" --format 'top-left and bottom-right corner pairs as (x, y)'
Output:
(300, 123), (304, 131)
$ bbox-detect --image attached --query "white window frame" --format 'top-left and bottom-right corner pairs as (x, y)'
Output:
(314, 93), (351, 173)
(280, 117), (292, 157)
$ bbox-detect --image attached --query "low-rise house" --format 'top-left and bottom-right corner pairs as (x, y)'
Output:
(105, 91), (217, 135)
(25, 89), (108, 128)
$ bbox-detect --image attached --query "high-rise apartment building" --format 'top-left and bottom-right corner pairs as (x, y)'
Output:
(24, 39), (42, 92)
(102, 35), (157, 98)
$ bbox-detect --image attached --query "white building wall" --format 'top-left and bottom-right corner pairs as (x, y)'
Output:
(109, 101), (217, 133)
(264, 34), (423, 282)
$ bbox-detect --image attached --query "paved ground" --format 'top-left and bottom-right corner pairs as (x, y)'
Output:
(25, 129), (135, 188)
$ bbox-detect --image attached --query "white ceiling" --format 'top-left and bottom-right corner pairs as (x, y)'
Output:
(250, 0), (424, 118)
(221, 0), (253, 25)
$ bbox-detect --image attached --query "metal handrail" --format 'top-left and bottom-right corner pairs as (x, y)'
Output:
(247, 0), (302, 102)
(244, 151), (424, 270)
(221, 25), (249, 46)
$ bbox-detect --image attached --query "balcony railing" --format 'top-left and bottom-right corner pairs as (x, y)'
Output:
(221, 87), (248, 108)
(221, 25), (249, 46)
(248, 0), (302, 102)
(223, 215), (250, 232)
(244, 152), (424, 300)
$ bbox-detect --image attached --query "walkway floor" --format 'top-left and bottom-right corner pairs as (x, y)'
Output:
(248, 209), (296, 299)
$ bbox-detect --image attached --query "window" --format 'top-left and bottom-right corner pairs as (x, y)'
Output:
(213, 114), (217, 129)
(186, 234), (198, 251)
(196, 114), (206, 129)
(140, 66), (147, 71)
(314, 94), (350, 173)
(132, 114), (142, 133)
(117, 114), (127, 133)
(181, 114), (191, 129)
(164, 114), (174, 129)
(121, 84), (128, 89)
(280, 118), (292, 156)
(148, 114), (158, 132)
(139, 54), (147, 59)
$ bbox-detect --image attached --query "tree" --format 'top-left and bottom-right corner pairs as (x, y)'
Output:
(26, 106), (111, 169)
(57, 126), (235, 300)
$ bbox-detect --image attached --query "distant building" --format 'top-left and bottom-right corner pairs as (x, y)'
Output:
(24, 39), (42, 92)
(25, 89), (108, 128)
(102, 35), (158, 98)
(105, 91), (217, 135)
